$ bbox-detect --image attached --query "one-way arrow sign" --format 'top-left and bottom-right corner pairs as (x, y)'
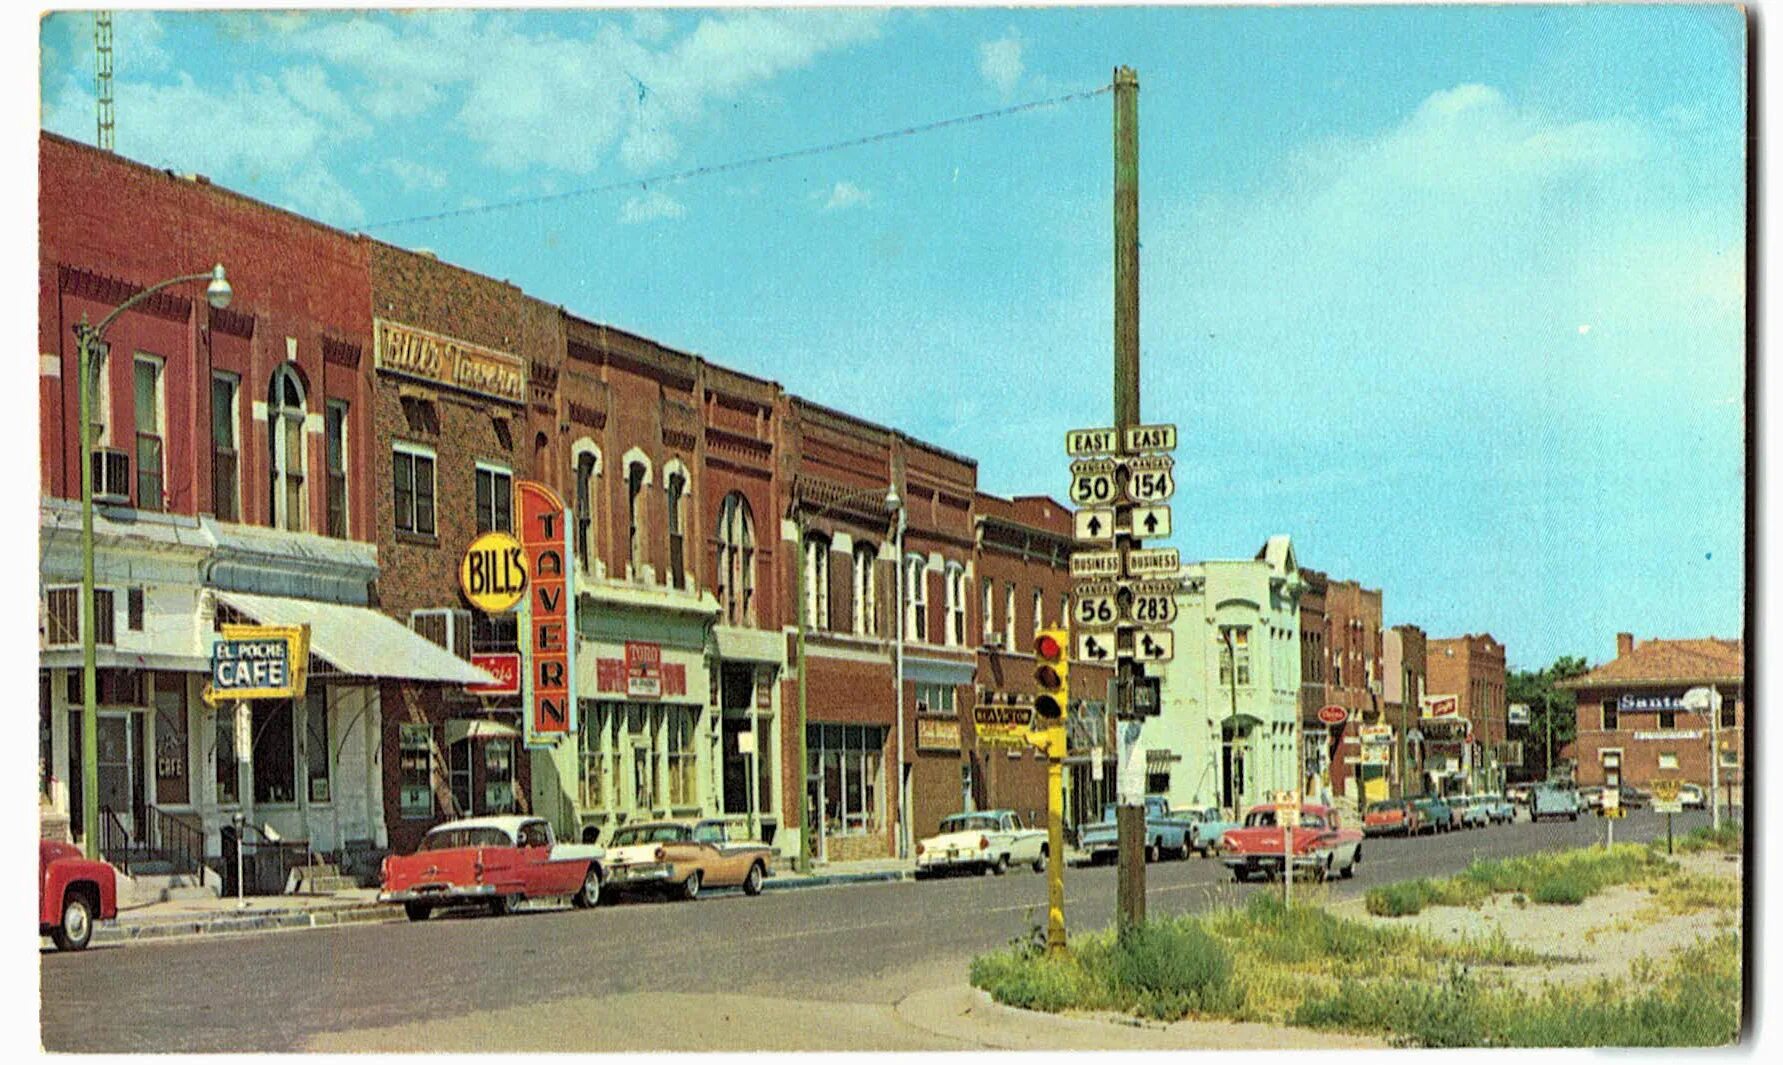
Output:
(1078, 633), (1114, 662)
(1130, 505), (1171, 539)
(1132, 629), (1175, 662)
(1074, 507), (1115, 543)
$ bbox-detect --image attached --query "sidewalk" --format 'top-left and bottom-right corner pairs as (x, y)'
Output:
(79, 856), (920, 948)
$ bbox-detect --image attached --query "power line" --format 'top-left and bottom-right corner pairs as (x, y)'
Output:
(362, 83), (1113, 232)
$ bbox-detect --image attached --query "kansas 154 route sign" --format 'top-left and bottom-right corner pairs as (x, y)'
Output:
(1074, 507), (1116, 542)
(1070, 551), (1122, 579)
(1125, 547), (1181, 576)
(1124, 454), (1175, 504)
(1069, 459), (1119, 505)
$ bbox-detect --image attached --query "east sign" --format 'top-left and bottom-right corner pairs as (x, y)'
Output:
(207, 624), (310, 703)
(460, 530), (528, 613)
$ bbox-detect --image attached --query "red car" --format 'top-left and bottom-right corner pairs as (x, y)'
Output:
(40, 839), (118, 952)
(1218, 803), (1364, 882)
(380, 815), (606, 921)
(1363, 799), (1423, 837)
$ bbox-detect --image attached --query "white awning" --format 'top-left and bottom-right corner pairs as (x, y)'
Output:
(214, 590), (494, 685)
(445, 719), (522, 745)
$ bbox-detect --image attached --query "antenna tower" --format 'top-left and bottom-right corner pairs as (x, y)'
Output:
(94, 12), (114, 151)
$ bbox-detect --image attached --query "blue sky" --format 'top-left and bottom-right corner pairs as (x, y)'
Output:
(35, 4), (1746, 671)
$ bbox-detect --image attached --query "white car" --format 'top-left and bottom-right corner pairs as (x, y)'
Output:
(915, 810), (1048, 877)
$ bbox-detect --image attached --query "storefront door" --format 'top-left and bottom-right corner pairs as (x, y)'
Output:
(96, 712), (138, 836)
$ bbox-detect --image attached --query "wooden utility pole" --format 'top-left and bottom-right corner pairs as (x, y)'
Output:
(1111, 64), (1145, 934)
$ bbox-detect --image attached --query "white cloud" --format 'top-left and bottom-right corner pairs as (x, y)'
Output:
(978, 31), (1024, 96)
(820, 181), (872, 213)
(382, 158), (449, 193)
(619, 189), (686, 225)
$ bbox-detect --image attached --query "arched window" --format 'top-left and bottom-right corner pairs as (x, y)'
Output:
(947, 565), (967, 647)
(663, 461), (689, 591)
(804, 533), (832, 630)
(571, 442), (601, 577)
(715, 492), (755, 626)
(267, 365), (307, 532)
(905, 555), (928, 643)
(852, 542), (878, 636)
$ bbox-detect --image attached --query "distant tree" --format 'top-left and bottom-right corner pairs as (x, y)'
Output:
(1508, 655), (1590, 779)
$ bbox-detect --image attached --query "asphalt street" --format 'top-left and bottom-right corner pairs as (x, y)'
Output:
(40, 808), (1728, 1052)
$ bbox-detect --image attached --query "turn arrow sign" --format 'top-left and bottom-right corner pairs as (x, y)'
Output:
(1078, 634), (1112, 661)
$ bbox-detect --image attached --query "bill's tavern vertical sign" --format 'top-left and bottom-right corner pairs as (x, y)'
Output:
(518, 480), (576, 746)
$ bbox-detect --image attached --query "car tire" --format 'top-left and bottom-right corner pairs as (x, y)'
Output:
(992, 853), (1010, 875)
(490, 894), (520, 917)
(51, 894), (94, 951)
(681, 871), (702, 901)
(1033, 847), (1048, 874)
(1321, 855), (1334, 882)
(1342, 848), (1359, 879)
(573, 865), (603, 909)
(403, 902), (432, 922)
(743, 861), (765, 896)
(1147, 842), (1161, 864)
(1233, 868), (1250, 883)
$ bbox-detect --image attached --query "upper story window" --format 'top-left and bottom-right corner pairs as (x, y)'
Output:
(981, 578), (994, 642)
(325, 400), (349, 538)
(905, 556), (928, 642)
(665, 468), (687, 591)
(267, 365), (308, 532)
(132, 354), (164, 511)
(210, 372), (239, 522)
(715, 492), (755, 626)
(625, 459), (649, 579)
(1032, 588), (1044, 637)
(852, 542), (879, 637)
(1219, 627), (1252, 687)
(475, 462), (513, 534)
(946, 565), (967, 647)
(1003, 583), (1015, 649)
(803, 533), (832, 630)
(571, 443), (601, 577)
(1721, 696), (1736, 729)
(1602, 699), (1618, 731)
(1059, 593), (1070, 636)
(392, 442), (436, 538)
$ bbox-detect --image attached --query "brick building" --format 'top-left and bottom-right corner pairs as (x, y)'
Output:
(1382, 624), (1428, 797)
(1424, 633), (1507, 792)
(1302, 573), (1382, 802)
(364, 240), (560, 853)
(1559, 634), (1743, 803)
(969, 494), (1115, 836)
(37, 134), (484, 882)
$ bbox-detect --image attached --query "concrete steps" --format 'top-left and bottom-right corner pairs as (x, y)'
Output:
(287, 863), (360, 894)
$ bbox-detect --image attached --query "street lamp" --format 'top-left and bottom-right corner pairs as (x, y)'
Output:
(75, 264), (231, 859)
(792, 482), (901, 873)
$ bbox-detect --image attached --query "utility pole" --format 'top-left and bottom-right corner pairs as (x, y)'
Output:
(94, 12), (114, 151)
(1111, 64), (1145, 935)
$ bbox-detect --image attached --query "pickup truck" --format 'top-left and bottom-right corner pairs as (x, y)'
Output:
(1217, 803), (1363, 882)
(380, 815), (605, 920)
(1074, 796), (1198, 863)
(1531, 782), (1583, 822)
(40, 838), (117, 951)
(916, 809), (1048, 877)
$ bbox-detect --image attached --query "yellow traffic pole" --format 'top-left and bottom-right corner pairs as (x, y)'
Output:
(1046, 731), (1067, 955)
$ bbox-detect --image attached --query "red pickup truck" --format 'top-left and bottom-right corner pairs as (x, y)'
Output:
(380, 815), (605, 921)
(40, 839), (117, 951)
(1217, 803), (1363, 883)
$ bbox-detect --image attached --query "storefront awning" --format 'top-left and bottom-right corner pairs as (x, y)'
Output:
(213, 590), (494, 685)
(445, 718), (521, 745)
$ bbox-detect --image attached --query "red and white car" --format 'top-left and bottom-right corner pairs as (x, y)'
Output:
(380, 816), (605, 921)
(40, 839), (118, 952)
(1218, 803), (1364, 882)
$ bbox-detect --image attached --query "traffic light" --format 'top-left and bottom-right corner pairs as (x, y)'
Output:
(1033, 628), (1070, 727)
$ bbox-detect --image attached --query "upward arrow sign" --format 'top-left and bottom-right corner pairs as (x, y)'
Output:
(1087, 515), (1102, 536)
(1142, 512), (1159, 534)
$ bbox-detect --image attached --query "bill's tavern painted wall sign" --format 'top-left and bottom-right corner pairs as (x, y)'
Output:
(373, 317), (527, 404)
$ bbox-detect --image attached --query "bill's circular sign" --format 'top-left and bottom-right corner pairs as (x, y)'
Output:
(1317, 704), (1348, 726)
(460, 531), (527, 613)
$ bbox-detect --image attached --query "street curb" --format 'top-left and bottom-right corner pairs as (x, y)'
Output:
(95, 904), (402, 945)
(761, 869), (912, 891)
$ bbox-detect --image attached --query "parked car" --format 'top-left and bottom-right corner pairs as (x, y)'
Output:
(1617, 784), (1651, 809)
(1409, 795), (1455, 834)
(1362, 799), (1423, 837)
(1176, 805), (1241, 856)
(602, 819), (774, 900)
(380, 815), (605, 921)
(1075, 796), (1198, 863)
(1482, 794), (1517, 824)
(1456, 795), (1491, 829)
(40, 839), (118, 952)
(1578, 785), (1606, 811)
(916, 810), (1047, 877)
(1506, 782), (1534, 806)
(1217, 803), (1363, 882)
(1531, 782), (1583, 822)
(1679, 783), (1708, 810)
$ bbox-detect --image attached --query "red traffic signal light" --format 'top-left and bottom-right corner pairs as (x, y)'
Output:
(1033, 628), (1069, 724)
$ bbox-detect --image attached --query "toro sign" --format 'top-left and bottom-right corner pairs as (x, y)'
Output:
(1317, 704), (1348, 726)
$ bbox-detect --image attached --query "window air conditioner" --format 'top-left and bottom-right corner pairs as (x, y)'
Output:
(92, 447), (131, 505)
(984, 633), (1005, 650)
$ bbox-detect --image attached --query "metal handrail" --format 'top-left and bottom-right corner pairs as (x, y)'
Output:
(97, 806), (133, 876)
(145, 806), (205, 878)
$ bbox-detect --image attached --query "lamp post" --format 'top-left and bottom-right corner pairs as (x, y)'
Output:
(74, 264), (232, 859)
(793, 482), (901, 873)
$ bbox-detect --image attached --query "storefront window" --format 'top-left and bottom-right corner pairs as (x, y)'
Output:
(806, 724), (886, 837)
(667, 707), (697, 807)
(448, 739), (474, 815)
(580, 703), (619, 811)
(153, 676), (188, 806)
(305, 689), (330, 803)
(252, 701), (297, 805)
(400, 723), (433, 819)
(484, 739), (515, 813)
(214, 709), (237, 805)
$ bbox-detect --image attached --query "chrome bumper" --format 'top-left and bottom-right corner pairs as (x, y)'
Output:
(379, 883), (497, 903)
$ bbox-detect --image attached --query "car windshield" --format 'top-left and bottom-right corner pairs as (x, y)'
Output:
(941, 815), (999, 833)
(610, 824), (690, 846)
(1367, 801), (1404, 813)
(420, 826), (513, 850)
(1243, 809), (1325, 829)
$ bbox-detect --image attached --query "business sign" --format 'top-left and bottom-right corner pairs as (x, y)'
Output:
(465, 652), (521, 696)
(973, 703), (1033, 748)
(1508, 702), (1530, 726)
(1421, 694), (1460, 718)
(518, 480), (575, 745)
(917, 716), (962, 752)
(1651, 778), (1684, 814)
(373, 318), (526, 404)
(460, 531), (527, 613)
(626, 641), (663, 699)
(207, 624), (310, 703)
(1619, 693), (1687, 712)
(1360, 744), (1391, 766)
(1634, 729), (1704, 742)
(1318, 704), (1349, 726)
